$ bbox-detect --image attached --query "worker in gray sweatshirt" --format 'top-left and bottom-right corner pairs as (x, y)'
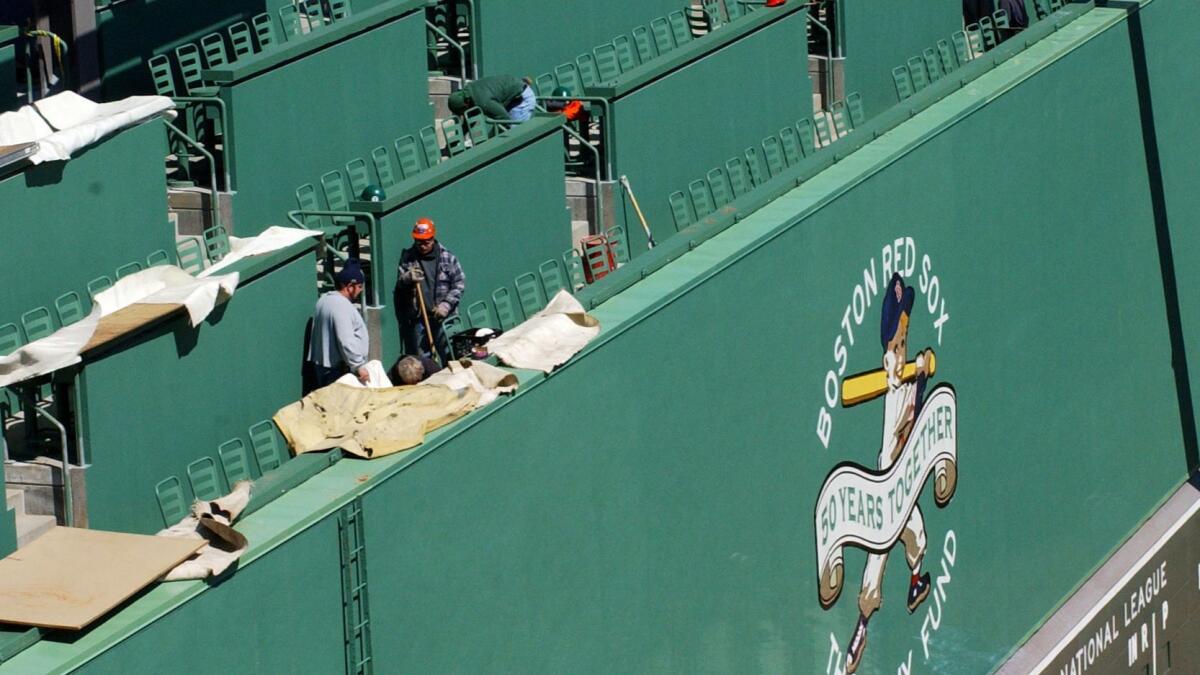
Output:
(307, 259), (370, 390)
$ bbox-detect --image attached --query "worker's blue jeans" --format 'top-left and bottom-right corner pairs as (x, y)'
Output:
(402, 318), (451, 364)
(508, 86), (536, 122)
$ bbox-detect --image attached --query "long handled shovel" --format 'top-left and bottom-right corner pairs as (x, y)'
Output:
(413, 281), (442, 365)
(619, 174), (657, 250)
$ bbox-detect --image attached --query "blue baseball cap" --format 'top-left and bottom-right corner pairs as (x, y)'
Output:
(880, 272), (914, 348)
(335, 259), (365, 286)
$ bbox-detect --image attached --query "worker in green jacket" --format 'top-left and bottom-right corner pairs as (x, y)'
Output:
(447, 75), (536, 122)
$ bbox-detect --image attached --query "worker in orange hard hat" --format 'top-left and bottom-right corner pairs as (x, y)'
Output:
(394, 217), (465, 364)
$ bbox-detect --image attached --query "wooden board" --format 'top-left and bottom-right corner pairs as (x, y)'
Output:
(82, 303), (182, 353)
(0, 527), (204, 630)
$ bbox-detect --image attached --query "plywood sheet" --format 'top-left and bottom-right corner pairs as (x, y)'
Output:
(82, 303), (181, 353)
(0, 527), (204, 630)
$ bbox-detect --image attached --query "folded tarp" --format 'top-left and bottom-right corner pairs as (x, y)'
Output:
(275, 383), (479, 459)
(0, 266), (237, 387)
(487, 290), (600, 372)
(0, 91), (174, 164)
(158, 481), (252, 582)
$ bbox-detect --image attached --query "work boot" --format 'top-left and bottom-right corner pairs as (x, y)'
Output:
(907, 572), (932, 613)
(846, 614), (868, 674)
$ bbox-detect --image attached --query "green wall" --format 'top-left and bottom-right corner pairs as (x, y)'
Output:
(80, 247), (314, 535)
(0, 120), (171, 327)
(375, 131), (569, 357)
(223, 13), (429, 234)
(1140, 0), (1200, 467)
(96, 0), (270, 99)
(474, 0), (686, 76)
(840, 0), (962, 119)
(76, 516), (344, 674)
(3, 3), (1198, 673)
(612, 9), (811, 252)
(364, 8), (1187, 672)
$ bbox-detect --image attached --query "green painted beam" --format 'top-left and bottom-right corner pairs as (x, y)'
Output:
(201, 0), (425, 84)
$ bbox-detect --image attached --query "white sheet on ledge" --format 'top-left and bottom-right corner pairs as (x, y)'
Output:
(200, 226), (323, 277)
(0, 266), (238, 388)
(487, 291), (600, 373)
(0, 91), (175, 164)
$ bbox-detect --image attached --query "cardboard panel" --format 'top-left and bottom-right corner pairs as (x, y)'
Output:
(0, 528), (203, 630)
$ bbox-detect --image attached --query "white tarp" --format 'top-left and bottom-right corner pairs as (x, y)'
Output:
(422, 359), (519, 408)
(0, 266), (237, 388)
(486, 290), (600, 372)
(0, 91), (174, 164)
(334, 360), (393, 389)
(200, 226), (322, 277)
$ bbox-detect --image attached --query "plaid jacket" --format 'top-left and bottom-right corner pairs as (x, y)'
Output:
(395, 242), (465, 317)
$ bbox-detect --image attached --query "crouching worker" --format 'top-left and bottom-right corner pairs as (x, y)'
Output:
(306, 260), (370, 391)
(389, 354), (443, 385)
(395, 217), (465, 364)
(447, 74), (536, 122)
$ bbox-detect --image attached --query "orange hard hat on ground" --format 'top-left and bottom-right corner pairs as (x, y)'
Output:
(412, 217), (436, 240)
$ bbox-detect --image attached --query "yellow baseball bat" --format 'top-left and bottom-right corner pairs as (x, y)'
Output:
(840, 352), (936, 408)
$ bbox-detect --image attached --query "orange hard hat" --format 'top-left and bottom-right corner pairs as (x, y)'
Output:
(412, 217), (436, 240)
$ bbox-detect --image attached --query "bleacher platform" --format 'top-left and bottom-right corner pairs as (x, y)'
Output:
(78, 237), (318, 535)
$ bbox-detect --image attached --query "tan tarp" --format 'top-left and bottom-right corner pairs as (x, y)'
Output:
(274, 360), (521, 459)
(0, 527), (204, 630)
(487, 290), (600, 372)
(274, 383), (480, 459)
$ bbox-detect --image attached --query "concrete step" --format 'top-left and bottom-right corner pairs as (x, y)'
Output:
(5, 459), (88, 528)
(5, 487), (23, 515)
(168, 187), (236, 237)
(429, 76), (461, 123)
(565, 177), (619, 235)
(15, 514), (55, 548)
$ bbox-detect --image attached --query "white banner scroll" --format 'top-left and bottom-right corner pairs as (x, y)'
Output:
(814, 385), (958, 609)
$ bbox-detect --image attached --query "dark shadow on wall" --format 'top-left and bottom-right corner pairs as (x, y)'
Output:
(1105, 0), (1200, 474)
